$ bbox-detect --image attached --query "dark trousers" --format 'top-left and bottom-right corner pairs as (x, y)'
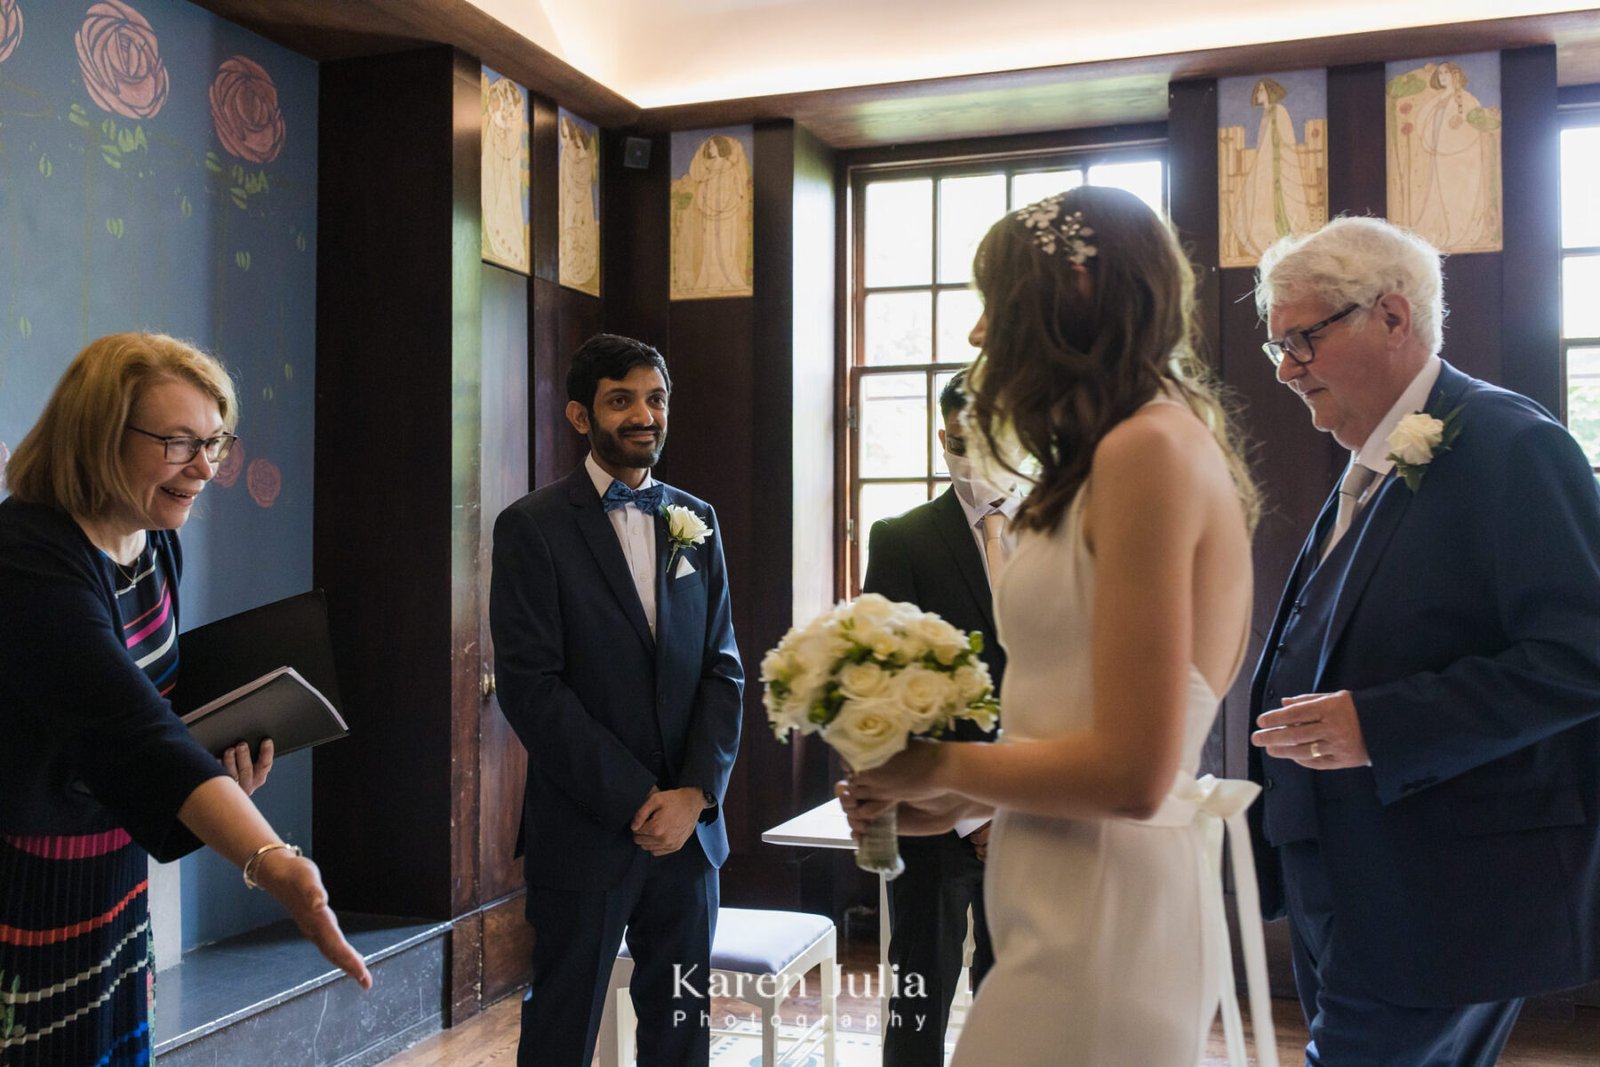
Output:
(1282, 840), (1523, 1067)
(519, 840), (718, 1067)
(882, 832), (995, 1067)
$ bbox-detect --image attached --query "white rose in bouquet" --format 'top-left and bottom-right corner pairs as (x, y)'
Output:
(837, 661), (891, 700)
(764, 593), (1001, 879)
(826, 696), (910, 771)
(890, 664), (955, 732)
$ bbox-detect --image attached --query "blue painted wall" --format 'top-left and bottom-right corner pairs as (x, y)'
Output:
(0, 0), (317, 950)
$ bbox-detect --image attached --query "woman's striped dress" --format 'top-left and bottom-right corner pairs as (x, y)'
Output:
(1, 541), (179, 1066)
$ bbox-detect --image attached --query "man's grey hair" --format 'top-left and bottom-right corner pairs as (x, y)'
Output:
(1255, 216), (1447, 357)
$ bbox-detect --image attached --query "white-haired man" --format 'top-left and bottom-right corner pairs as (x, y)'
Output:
(1248, 216), (1600, 1065)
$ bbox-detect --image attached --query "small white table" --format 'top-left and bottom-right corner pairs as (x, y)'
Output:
(761, 798), (892, 983)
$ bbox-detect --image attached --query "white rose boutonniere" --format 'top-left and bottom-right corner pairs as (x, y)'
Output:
(1386, 406), (1463, 491)
(661, 503), (711, 570)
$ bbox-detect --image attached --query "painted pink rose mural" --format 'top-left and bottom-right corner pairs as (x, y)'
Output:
(76, 0), (169, 119)
(247, 457), (281, 508)
(211, 55), (286, 164)
(0, 0), (23, 67)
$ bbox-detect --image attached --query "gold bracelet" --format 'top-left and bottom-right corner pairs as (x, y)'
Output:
(242, 842), (303, 889)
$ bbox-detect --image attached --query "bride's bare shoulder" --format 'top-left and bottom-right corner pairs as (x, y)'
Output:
(1093, 400), (1211, 473)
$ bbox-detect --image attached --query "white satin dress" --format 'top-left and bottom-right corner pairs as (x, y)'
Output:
(951, 467), (1254, 1066)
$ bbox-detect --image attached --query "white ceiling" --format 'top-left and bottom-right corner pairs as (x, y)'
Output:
(467, 0), (1600, 107)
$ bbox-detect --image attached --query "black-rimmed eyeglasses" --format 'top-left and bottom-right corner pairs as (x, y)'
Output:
(126, 425), (239, 464)
(1262, 304), (1360, 368)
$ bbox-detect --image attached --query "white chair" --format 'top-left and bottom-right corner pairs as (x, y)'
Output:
(598, 907), (837, 1067)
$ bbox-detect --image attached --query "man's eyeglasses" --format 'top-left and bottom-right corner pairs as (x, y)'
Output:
(1262, 303), (1360, 368)
(126, 425), (239, 464)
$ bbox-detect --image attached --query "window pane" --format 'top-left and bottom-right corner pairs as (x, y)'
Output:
(1011, 169), (1082, 209)
(860, 481), (934, 577)
(1563, 126), (1600, 250)
(939, 174), (1007, 283)
(864, 291), (933, 365)
(933, 370), (960, 475)
(1087, 159), (1165, 215)
(860, 372), (930, 477)
(1566, 348), (1600, 466)
(937, 288), (984, 362)
(1564, 255), (1600, 339)
(865, 179), (933, 287)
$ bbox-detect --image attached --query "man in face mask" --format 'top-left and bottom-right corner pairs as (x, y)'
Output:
(862, 367), (1017, 1066)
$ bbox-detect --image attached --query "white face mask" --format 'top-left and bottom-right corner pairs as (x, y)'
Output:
(944, 448), (1014, 512)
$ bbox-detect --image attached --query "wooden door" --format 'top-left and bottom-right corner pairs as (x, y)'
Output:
(479, 263), (531, 904)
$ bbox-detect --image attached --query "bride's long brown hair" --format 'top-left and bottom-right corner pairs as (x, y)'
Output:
(968, 185), (1259, 535)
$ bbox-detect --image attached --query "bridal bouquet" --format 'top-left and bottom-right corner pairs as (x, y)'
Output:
(761, 593), (999, 878)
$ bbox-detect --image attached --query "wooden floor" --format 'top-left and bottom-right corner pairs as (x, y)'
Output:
(382, 942), (1600, 1066)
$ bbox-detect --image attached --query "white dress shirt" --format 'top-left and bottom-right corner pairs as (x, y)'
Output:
(953, 485), (1022, 584)
(586, 452), (658, 637)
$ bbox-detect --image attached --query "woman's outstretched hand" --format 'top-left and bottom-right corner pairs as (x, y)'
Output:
(835, 781), (977, 838)
(846, 738), (949, 806)
(252, 850), (374, 990)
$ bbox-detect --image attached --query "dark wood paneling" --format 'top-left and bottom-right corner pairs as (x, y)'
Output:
(313, 46), (472, 920)
(1167, 82), (1220, 370)
(1443, 254), (1506, 385)
(481, 895), (535, 1004)
(601, 131), (672, 347)
(1501, 46), (1563, 414)
(449, 912), (483, 1026)
(530, 96), (560, 285)
(480, 263), (530, 904)
(448, 49), (487, 924)
(1325, 64), (1387, 215)
(740, 121), (802, 876)
(1562, 83), (1600, 108)
(529, 278), (600, 487)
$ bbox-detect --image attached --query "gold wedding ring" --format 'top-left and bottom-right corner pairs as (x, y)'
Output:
(1310, 741), (1322, 759)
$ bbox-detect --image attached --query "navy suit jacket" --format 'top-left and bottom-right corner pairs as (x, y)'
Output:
(1249, 361), (1600, 1005)
(489, 465), (744, 893)
(863, 488), (1007, 735)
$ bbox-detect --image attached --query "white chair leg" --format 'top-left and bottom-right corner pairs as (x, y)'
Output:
(821, 937), (838, 1067)
(618, 990), (637, 1067)
(757, 987), (778, 1067)
(598, 957), (632, 1067)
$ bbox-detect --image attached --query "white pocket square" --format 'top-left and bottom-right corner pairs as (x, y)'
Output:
(674, 555), (696, 579)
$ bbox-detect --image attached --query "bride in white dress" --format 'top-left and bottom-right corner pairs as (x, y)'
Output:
(847, 186), (1269, 1065)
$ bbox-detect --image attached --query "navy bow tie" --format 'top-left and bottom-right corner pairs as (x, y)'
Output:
(602, 480), (664, 514)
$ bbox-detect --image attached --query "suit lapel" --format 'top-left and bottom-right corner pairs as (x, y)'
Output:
(930, 489), (997, 636)
(566, 473), (655, 652)
(1315, 362), (1470, 682)
(653, 492), (677, 670)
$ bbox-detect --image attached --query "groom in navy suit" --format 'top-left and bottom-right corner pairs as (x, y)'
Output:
(1248, 217), (1600, 1065)
(490, 334), (743, 1066)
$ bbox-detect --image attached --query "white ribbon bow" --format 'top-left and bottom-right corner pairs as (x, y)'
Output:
(1144, 774), (1279, 1067)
